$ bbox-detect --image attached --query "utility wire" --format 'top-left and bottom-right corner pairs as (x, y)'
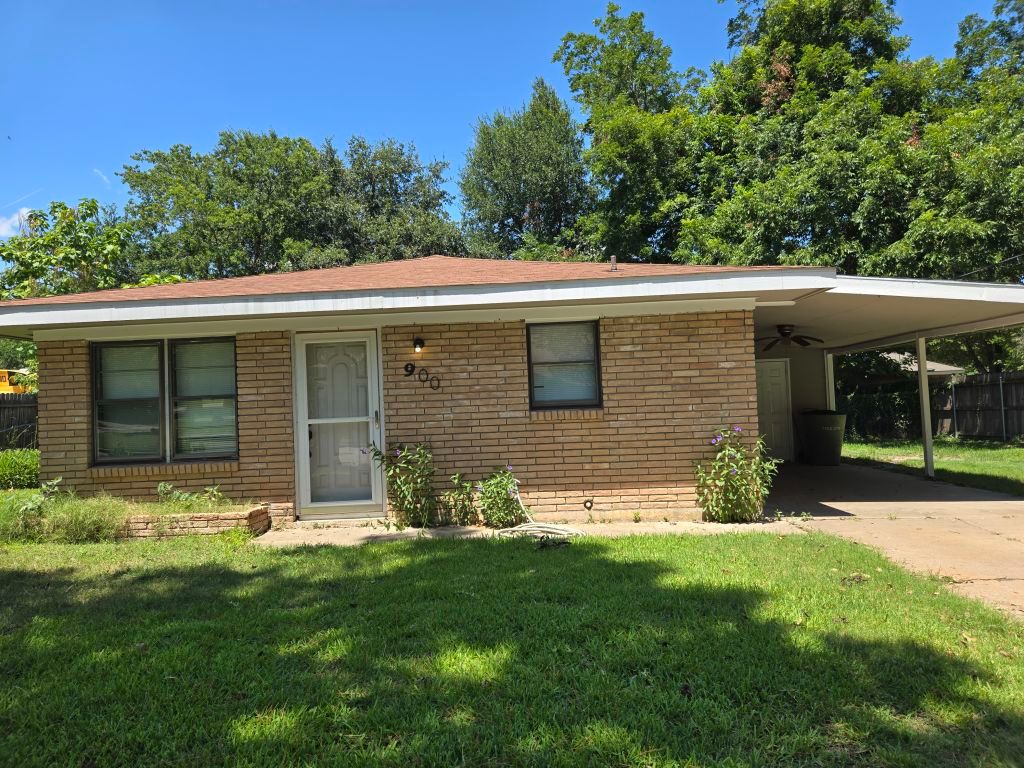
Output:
(955, 254), (1023, 281)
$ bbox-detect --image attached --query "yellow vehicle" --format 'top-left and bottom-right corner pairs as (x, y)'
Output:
(0, 369), (28, 394)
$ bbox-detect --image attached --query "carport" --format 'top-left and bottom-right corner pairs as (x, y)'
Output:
(753, 276), (1024, 475)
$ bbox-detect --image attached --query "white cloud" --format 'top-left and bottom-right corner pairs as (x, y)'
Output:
(0, 207), (30, 238)
(92, 168), (111, 187)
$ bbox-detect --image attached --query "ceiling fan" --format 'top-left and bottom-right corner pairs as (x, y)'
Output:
(757, 324), (824, 352)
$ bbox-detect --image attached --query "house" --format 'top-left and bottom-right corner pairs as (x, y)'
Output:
(1, 255), (1023, 523)
(882, 352), (965, 380)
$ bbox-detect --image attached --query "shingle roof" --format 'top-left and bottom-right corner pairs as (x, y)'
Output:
(1, 255), (812, 308)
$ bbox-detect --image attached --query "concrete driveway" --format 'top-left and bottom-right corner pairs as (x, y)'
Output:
(768, 463), (1024, 618)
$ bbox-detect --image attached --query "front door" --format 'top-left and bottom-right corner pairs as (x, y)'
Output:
(296, 332), (383, 518)
(755, 359), (794, 461)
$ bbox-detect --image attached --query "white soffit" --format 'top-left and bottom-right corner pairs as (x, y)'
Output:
(756, 276), (1024, 353)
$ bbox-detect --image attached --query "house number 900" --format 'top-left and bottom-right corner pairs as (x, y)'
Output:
(403, 362), (441, 390)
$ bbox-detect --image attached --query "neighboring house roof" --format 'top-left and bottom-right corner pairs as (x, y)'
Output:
(883, 352), (965, 377)
(0, 255), (809, 308)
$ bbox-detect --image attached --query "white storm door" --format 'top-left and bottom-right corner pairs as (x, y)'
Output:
(755, 359), (794, 461)
(297, 332), (382, 518)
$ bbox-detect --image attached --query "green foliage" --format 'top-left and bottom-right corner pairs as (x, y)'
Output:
(559, 0), (1024, 370)
(555, 3), (681, 114)
(155, 482), (230, 512)
(0, 199), (131, 298)
(368, 444), (437, 528)
(477, 466), (527, 529)
(461, 78), (593, 256)
(0, 449), (40, 489)
(0, 478), (129, 544)
(437, 473), (479, 526)
(121, 130), (463, 278)
(695, 427), (779, 523)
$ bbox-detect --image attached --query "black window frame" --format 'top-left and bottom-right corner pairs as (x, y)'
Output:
(90, 337), (240, 466)
(168, 337), (239, 462)
(526, 321), (603, 410)
(91, 340), (166, 464)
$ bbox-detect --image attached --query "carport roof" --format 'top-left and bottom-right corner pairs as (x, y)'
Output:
(755, 276), (1024, 352)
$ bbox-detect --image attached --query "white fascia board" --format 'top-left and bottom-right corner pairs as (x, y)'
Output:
(4, 269), (835, 331)
(33, 297), (760, 342)
(834, 275), (1024, 303)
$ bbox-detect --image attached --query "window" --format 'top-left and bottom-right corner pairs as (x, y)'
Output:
(92, 338), (237, 463)
(170, 339), (238, 460)
(527, 321), (602, 409)
(93, 342), (164, 461)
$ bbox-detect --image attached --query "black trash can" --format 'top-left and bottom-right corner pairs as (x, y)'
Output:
(798, 410), (847, 466)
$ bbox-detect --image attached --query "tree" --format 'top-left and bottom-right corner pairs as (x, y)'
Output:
(556, 0), (1024, 371)
(121, 130), (463, 278)
(460, 79), (593, 257)
(0, 199), (131, 298)
(555, 3), (681, 115)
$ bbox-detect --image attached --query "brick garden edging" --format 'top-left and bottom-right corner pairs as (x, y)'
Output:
(120, 504), (272, 539)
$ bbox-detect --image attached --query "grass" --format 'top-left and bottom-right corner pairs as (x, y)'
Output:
(0, 489), (251, 543)
(2, 534), (1022, 766)
(843, 437), (1024, 496)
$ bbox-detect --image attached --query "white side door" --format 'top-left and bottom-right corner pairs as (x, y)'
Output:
(755, 359), (794, 461)
(296, 332), (383, 518)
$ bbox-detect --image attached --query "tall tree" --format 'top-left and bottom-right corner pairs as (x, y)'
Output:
(0, 199), (131, 298)
(460, 79), (593, 257)
(121, 130), (463, 278)
(557, 0), (1024, 371)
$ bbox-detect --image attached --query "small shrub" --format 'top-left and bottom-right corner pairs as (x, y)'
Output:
(477, 466), (526, 529)
(0, 449), (40, 489)
(437, 473), (478, 526)
(368, 443), (436, 527)
(695, 427), (779, 523)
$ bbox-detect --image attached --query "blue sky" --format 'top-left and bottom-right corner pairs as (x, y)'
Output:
(0, 0), (996, 235)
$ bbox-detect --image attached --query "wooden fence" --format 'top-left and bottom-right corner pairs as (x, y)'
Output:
(932, 372), (1024, 441)
(0, 393), (37, 449)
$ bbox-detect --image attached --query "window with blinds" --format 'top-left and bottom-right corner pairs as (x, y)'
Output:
(91, 338), (238, 463)
(527, 321), (602, 409)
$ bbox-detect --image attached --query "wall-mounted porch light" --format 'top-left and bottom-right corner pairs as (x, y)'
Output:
(413, 337), (425, 353)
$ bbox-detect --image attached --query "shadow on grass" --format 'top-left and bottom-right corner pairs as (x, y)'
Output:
(1, 539), (1022, 766)
(842, 455), (1024, 498)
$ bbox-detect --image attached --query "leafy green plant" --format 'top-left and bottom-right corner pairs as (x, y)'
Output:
(156, 482), (230, 512)
(437, 473), (479, 526)
(368, 443), (437, 528)
(0, 449), (40, 489)
(477, 466), (527, 529)
(695, 427), (779, 523)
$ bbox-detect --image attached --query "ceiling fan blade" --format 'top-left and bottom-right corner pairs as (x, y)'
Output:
(755, 336), (777, 342)
(763, 338), (781, 351)
(800, 336), (824, 344)
(793, 337), (811, 346)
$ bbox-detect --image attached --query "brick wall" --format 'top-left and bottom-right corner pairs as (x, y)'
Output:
(382, 311), (758, 521)
(37, 331), (296, 507)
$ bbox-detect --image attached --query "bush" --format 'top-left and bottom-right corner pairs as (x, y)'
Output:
(0, 478), (128, 544)
(156, 482), (231, 512)
(368, 443), (437, 527)
(437, 473), (479, 526)
(477, 466), (526, 529)
(695, 427), (779, 523)
(0, 449), (40, 489)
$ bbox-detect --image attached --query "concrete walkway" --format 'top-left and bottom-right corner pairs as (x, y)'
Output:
(255, 519), (799, 548)
(769, 464), (1024, 618)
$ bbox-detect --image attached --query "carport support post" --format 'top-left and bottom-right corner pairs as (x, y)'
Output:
(916, 336), (935, 478)
(824, 352), (836, 410)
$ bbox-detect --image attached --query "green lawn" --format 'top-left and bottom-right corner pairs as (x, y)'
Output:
(2, 535), (1022, 766)
(843, 437), (1024, 496)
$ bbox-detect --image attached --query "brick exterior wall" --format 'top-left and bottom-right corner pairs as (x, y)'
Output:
(37, 332), (296, 508)
(382, 311), (758, 521)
